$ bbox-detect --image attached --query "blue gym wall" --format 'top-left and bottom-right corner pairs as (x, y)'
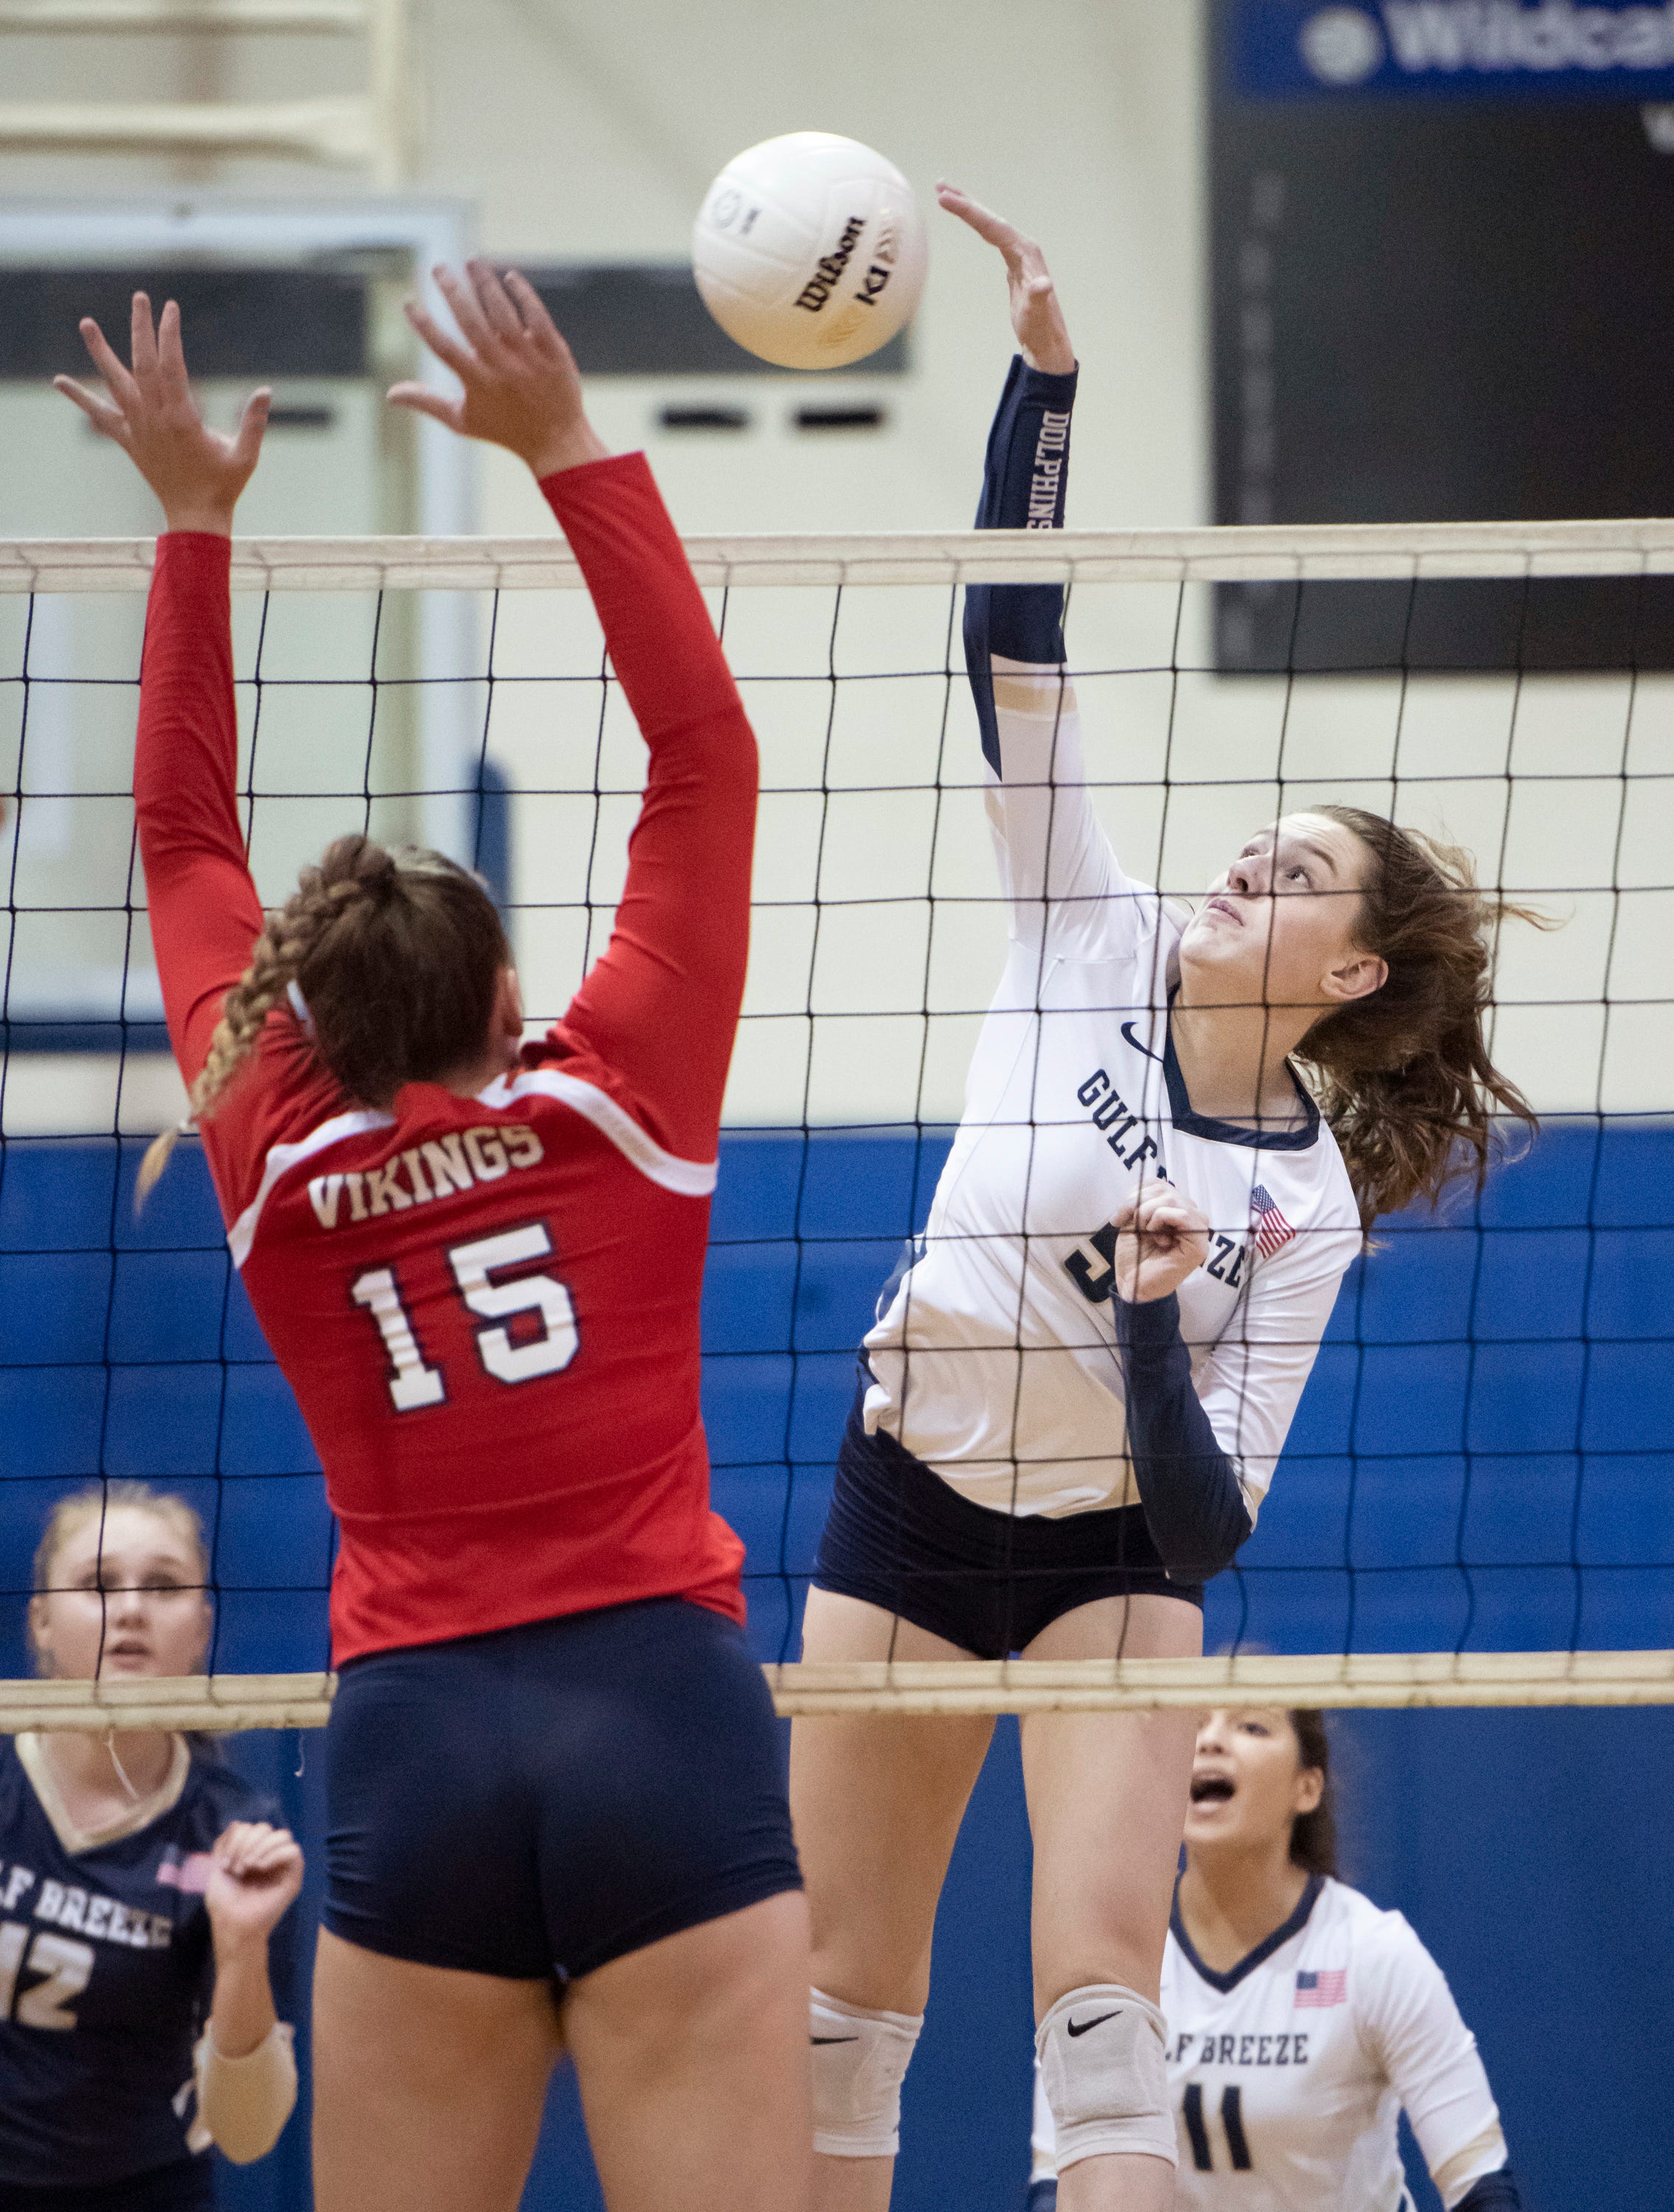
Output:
(1, 1119), (1670, 2211)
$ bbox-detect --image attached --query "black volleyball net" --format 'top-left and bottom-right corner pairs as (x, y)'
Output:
(1, 516), (1671, 1725)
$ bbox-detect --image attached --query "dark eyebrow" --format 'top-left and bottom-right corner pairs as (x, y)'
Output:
(1289, 836), (1339, 879)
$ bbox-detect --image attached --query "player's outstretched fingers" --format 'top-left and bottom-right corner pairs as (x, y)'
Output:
(400, 294), (475, 381)
(230, 387), (273, 471)
(433, 262), (503, 363)
(73, 314), (142, 409)
(937, 183), (1048, 276)
(384, 376), (466, 431)
(467, 258), (526, 342)
(938, 182), (1070, 371)
(155, 299), (194, 396)
(53, 373), (133, 445)
(935, 181), (1022, 254)
(503, 270), (577, 368)
(129, 291), (161, 386)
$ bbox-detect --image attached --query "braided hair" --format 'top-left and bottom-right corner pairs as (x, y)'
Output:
(139, 834), (510, 1204)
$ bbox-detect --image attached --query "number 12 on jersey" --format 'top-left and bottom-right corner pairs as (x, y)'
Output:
(350, 1221), (579, 1412)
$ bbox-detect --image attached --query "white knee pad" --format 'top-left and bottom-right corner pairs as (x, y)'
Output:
(809, 1988), (924, 2158)
(1036, 1984), (1176, 2171)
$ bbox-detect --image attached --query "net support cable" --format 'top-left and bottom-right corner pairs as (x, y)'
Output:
(7, 516), (1673, 1729)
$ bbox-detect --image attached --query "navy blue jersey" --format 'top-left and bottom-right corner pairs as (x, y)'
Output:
(0, 1736), (282, 2188)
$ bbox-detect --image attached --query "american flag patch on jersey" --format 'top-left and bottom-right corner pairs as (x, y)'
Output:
(1250, 1184), (1297, 1257)
(1294, 1968), (1347, 2008)
(156, 1850), (215, 1894)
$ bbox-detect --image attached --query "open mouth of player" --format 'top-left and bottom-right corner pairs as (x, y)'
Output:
(1189, 1773), (1235, 1804)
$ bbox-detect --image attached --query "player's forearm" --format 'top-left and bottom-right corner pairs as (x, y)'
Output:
(197, 1942), (296, 2166)
(540, 452), (757, 1149)
(1113, 1292), (1252, 1580)
(540, 453), (750, 758)
(207, 1928), (278, 2058)
(135, 535), (266, 1079)
(135, 536), (245, 868)
(963, 355), (1079, 688)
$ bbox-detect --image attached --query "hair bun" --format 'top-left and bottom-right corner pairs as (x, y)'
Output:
(317, 833), (400, 906)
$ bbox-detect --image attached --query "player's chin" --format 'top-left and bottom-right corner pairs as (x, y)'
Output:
(1179, 925), (1263, 990)
(1182, 1805), (1233, 1846)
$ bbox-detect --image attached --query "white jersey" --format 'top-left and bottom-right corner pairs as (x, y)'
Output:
(862, 658), (1362, 1523)
(1031, 1877), (1510, 2209)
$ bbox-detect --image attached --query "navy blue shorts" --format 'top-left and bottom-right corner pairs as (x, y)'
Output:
(324, 1597), (801, 1983)
(0, 2160), (212, 2212)
(813, 1380), (1202, 1659)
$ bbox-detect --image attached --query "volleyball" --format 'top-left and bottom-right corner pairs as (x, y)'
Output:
(692, 132), (927, 370)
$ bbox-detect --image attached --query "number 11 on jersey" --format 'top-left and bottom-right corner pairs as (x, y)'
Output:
(350, 1220), (579, 1413)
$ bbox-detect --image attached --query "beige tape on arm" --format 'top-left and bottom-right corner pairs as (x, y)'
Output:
(1431, 2124), (1511, 2208)
(188, 2020), (298, 2163)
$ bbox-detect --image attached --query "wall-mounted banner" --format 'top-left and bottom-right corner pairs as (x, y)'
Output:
(1229, 0), (1674, 97)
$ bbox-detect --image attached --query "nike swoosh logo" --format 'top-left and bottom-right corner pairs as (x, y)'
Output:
(811, 2035), (859, 2045)
(1067, 2010), (1122, 2038)
(1120, 1020), (1164, 1064)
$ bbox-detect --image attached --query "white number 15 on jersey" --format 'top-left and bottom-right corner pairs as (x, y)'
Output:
(350, 1220), (579, 1412)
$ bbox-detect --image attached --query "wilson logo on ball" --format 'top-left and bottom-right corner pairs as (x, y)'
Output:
(795, 215), (867, 313)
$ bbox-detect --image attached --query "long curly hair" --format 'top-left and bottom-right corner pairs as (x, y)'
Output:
(1294, 805), (1545, 1231)
(139, 833), (509, 1204)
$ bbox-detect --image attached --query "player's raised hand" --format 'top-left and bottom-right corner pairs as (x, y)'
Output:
(936, 183), (1075, 377)
(204, 1821), (304, 1953)
(54, 294), (270, 537)
(389, 260), (609, 479)
(1112, 1179), (1212, 1304)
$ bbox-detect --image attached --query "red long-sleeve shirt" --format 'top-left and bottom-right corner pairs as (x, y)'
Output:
(136, 453), (757, 1663)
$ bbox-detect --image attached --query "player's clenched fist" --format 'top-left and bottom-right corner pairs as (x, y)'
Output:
(1111, 1178), (1211, 1304)
(205, 1822), (304, 1953)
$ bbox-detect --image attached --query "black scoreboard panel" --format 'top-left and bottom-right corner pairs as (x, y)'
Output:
(1211, 18), (1674, 669)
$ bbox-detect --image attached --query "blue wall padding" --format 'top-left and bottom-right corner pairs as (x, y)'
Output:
(2, 1121), (1672, 2212)
(1345, 1704), (1674, 2212)
(4, 1120), (1667, 1671)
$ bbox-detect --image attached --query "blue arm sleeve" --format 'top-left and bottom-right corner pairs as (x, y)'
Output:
(1112, 1293), (1254, 1581)
(1455, 2170), (1523, 2212)
(962, 355), (1079, 771)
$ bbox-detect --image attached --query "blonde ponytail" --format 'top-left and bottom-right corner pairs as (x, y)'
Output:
(134, 917), (318, 1210)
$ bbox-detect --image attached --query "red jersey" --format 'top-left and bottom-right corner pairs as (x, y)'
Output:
(135, 454), (757, 1664)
